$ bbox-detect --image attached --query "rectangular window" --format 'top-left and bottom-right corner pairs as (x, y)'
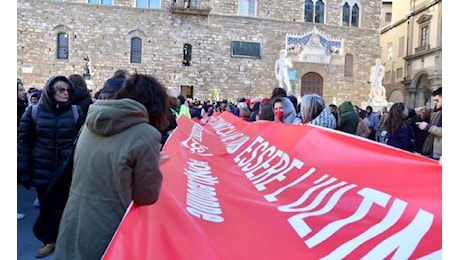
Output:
(385, 12), (392, 22)
(131, 38), (142, 63)
(57, 33), (68, 60)
(238, 0), (256, 17)
(396, 68), (403, 79)
(136, 0), (160, 8)
(344, 54), (353, 77)
(88, 0), (112, 4)
(231, 40), (261, 58)
(420, 26), (429, 47)
(398, 36), (404, 57)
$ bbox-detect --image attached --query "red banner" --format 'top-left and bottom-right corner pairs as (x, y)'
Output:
(103, 112), (441, 260)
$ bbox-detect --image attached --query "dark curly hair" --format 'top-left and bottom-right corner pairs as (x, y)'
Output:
(114, 73), (170, 131)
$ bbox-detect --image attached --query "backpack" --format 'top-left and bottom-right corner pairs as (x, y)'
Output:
(31, 104), (79, 123)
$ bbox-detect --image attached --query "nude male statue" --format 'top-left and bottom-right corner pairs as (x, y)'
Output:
(275, 49), (293, 92)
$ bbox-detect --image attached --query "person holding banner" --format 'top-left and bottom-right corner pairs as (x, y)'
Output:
(271, 87), (301, 124)
(54, 73), (171, 260)
(299, 94), (336, 129)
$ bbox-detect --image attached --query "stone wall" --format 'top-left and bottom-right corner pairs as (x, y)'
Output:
(17, 0), (382, 105)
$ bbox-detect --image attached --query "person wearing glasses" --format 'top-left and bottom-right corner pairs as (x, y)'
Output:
(17, 75), (84, 258)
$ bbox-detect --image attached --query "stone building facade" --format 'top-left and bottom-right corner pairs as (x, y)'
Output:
(17, 0), (382, 105)
(380, 0), (442, 108)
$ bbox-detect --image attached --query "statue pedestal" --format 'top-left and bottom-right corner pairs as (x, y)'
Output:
(361, 100), (390, 112)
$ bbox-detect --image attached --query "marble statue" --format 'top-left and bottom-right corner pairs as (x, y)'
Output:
(368, 58), (387, 106)
(275, 49), (293, 92)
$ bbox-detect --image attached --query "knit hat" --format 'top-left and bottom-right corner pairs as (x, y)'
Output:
(98, 77), (125, 99)
(102, 77), (124, 93)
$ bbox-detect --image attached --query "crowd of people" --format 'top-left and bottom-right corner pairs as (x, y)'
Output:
(170, 86), (442, 164)
(17, 69), (442, 258)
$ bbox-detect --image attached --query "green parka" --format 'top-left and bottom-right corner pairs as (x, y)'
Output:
(55, 98), (163, 259)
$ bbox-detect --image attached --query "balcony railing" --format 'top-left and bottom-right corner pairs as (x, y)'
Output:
(170, 1), (211, 15)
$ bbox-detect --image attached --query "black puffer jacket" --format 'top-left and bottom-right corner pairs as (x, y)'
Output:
(17, 98), (28, 126)
(17, 75), (84, 188)
(72, 86), (93, 120)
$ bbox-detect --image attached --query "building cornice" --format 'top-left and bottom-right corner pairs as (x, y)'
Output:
(380, 0), (441, 34)
(403, 46), (442, 60)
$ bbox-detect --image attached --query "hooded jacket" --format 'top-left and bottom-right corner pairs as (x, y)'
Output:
(17, 75), (84, 188)
(337, 101), (359, 134)
(273, 96), (301, 124)
(55, 98), (163, 260)
(72, 86), (93, 119)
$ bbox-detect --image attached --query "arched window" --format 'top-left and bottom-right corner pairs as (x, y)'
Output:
(304, 0), (325, 24)
(304, 0), (314, 22)
(342, 1), (360, 27)
(130, 37), (142, 63)
(57, 33), (69, 59)
(315, 0), (325, 24)
(342, 3), (350, 26)
(344, 54), (353, 77)
(351, 4), (359, 27)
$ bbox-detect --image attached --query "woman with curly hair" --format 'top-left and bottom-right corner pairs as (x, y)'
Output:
(55, 73), (172, 259)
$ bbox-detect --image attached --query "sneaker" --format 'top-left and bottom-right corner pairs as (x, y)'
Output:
(17, 213), (25, 220)
(35, 243), (55, 258)
(33, 197), (40, 208)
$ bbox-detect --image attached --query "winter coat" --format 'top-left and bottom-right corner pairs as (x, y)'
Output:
(386, 122), (414, 152)
(72, 86), (93, 119)
(422, 110), (442, 159)
(178, 103), (191, 118)
(17, 75), (84, 188)
(17, 97), (28, 126)
(273, 96), (302, 124)
(55, 98), (164, 260)
(366, 112), (380, 132)
(356, 119), (371, 138)
(337, 101), (359, 134)
(249, 102), (260, 122)
(429, 110), (442, 159)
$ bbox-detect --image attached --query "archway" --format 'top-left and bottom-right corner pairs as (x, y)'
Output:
(301, 72), (323, 96)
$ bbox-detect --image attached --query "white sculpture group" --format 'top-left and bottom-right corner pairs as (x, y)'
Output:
(367, 58), (388, 106)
